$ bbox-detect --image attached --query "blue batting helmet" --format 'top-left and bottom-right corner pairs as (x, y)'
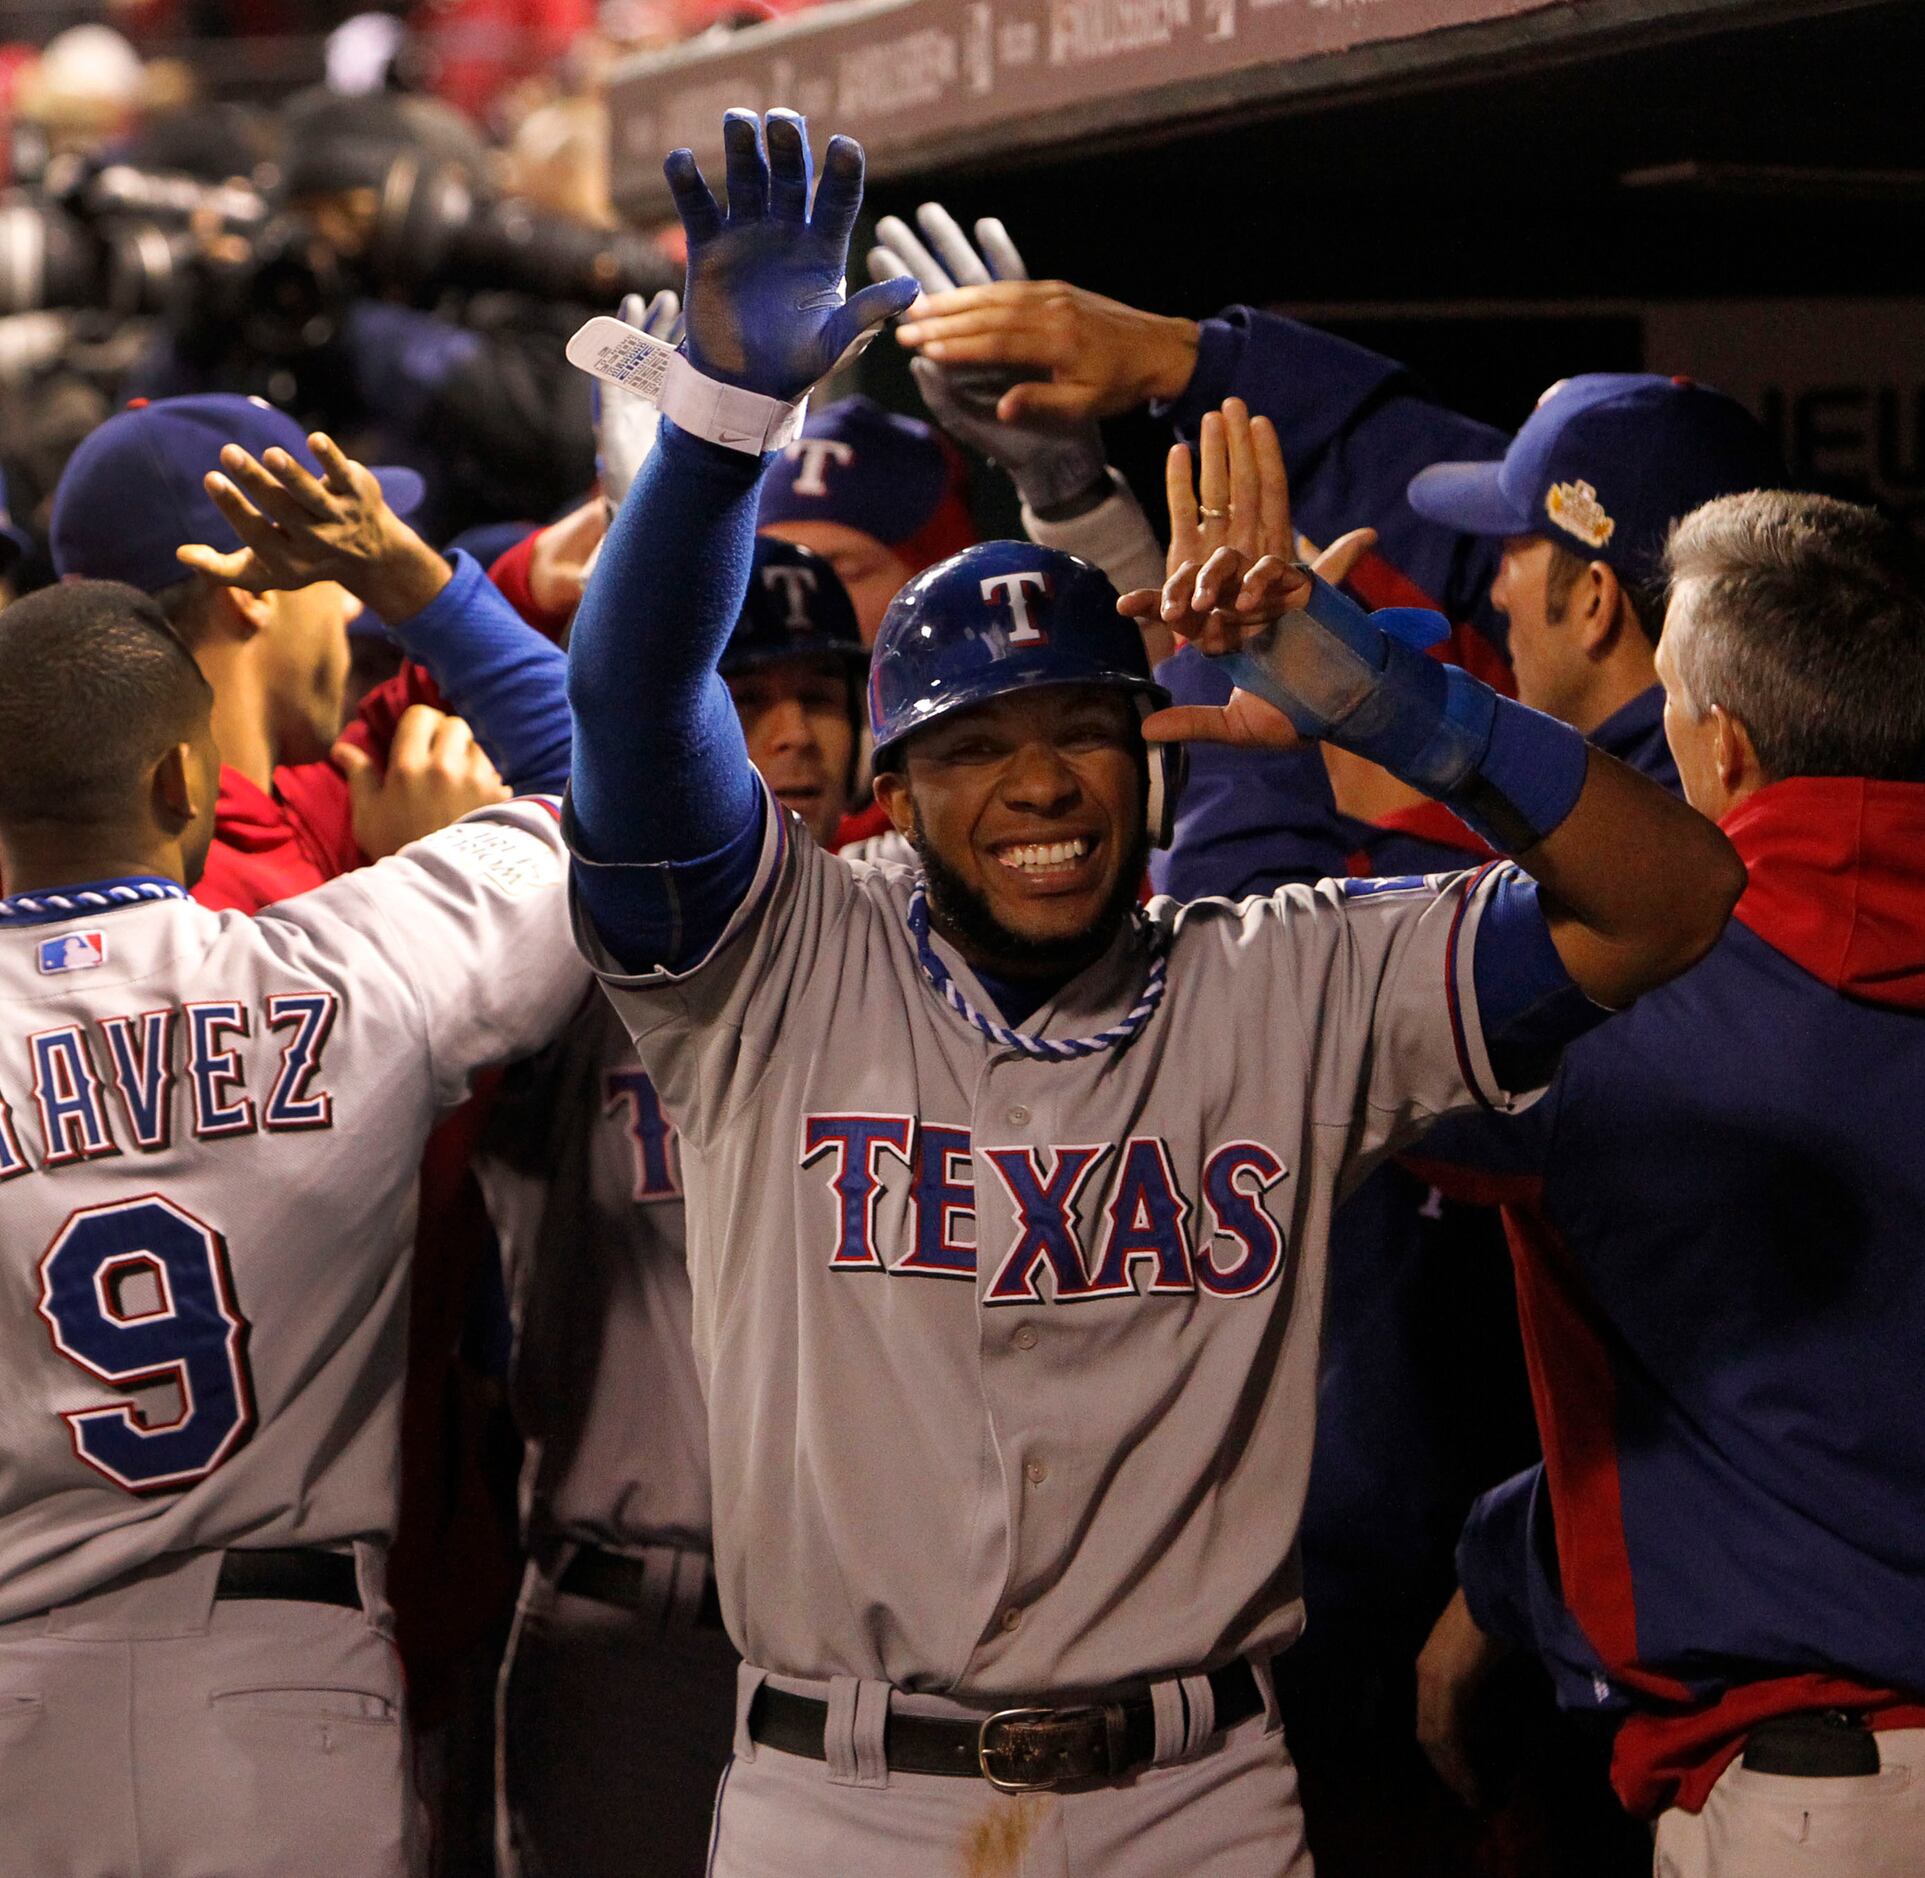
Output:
(723, 537), (867, 678)
(867, 541), (1184, 847)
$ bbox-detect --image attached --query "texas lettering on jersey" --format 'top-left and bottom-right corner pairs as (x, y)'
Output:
(0, 991), (337, 1180)
(801, 1115), (1289, 1303)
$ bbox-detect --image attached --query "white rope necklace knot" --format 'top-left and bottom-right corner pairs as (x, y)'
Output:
(906, 880), (1167, 1062)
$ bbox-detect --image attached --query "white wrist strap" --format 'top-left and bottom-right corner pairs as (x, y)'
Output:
(567, 315), (807, 456)
(660, 352), (806, 454)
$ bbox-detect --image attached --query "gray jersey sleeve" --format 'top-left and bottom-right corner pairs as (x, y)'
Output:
(264, 797), (587, 1106)
(1285, 863), (1533, 1176)
(572, 781), (868, 1149)
(1162, 861), (1533, 1197)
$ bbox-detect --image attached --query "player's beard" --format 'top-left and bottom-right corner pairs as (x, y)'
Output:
(908, 799), (1149, 984)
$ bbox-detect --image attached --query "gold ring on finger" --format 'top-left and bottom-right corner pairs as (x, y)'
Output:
(1198, 506), (1230, 520)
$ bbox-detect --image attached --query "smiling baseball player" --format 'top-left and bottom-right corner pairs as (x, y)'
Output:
(563, 110), (1743, 1874)
(0, 571), (583, 1877)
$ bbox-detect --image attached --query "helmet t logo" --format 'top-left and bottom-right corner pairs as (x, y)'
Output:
(761, 563), (821, 630)
(981, 571), (1052, 645)
(786, 438), (855, 496)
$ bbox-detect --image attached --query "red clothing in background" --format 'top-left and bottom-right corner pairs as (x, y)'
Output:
(414, 0), (594, 118)
(191, 664), (445, 915)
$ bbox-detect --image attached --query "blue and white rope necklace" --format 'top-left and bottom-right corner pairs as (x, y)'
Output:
(906, 880), (1167, 1062)
(0, 877), (189, 927)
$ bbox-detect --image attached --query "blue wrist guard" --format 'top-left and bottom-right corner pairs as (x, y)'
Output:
(1215, 571), (1590, 852)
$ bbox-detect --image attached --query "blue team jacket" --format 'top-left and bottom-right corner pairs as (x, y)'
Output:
(1416, 775), (1925, 1808)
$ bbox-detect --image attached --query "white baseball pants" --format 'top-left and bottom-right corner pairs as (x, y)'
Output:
(0, 1547), (418, 1878)
(1654, 1729), (1925, 1878)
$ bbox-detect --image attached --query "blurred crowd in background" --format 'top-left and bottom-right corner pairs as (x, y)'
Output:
(3, 0), (772, 136)
(0, 0), (758, 599)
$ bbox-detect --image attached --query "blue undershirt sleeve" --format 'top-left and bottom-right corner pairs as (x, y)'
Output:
(1472, 870), (1610, 1092)
(384, 550), (572, 795)
(564, 420), (769, 975)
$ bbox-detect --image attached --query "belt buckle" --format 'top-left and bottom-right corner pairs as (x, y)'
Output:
(977, 1706), (1062, 1792)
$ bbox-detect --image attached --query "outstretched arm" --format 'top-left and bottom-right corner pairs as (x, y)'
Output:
(1126, 404), (1743, 1016)
(894, 283), (1508, 636)
(564, 108), (916, 971)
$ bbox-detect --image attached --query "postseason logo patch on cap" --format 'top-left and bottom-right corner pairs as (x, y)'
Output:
(1546, 479), (1616, 550)
(37, 931), (107, 975)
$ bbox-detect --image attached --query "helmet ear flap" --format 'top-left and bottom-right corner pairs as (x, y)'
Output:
(1137, 696), (1186, 849)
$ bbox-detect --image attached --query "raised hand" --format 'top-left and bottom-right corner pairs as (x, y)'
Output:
(893, 275), (1200, 425)
(1117, 398), (1376, 750)
(178, 431), (450, 624)
(665, 109), (918, 404)
(869, 204), (1106, 515)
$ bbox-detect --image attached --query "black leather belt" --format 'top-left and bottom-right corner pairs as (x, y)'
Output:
(557, 1545), (725, 1630)
(748, 1659), (1265, 1791)
(216, 1548), (360, 1611)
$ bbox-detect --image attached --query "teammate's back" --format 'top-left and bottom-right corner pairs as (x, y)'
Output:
(0, 576), (582, 1878)
(0, 803), (580, 1620)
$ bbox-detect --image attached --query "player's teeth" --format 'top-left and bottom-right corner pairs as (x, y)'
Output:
(1001, 839), (1089, 871)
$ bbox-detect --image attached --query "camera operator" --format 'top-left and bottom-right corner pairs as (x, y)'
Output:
(121, 92), (669, 542)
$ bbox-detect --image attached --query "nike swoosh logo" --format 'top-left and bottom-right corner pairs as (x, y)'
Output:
(717, 430), (755, 444)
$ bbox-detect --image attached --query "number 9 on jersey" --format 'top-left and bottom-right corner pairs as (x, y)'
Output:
(36, 1195), (256, 1494)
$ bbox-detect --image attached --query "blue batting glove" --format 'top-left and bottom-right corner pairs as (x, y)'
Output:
(663, 109), (919, 404)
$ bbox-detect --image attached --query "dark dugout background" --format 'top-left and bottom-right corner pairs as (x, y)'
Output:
(835, 0), (1925, 538)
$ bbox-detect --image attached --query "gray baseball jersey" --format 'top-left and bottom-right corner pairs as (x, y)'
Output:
(0, 802), (584, 1623)
(478, 994), (710, 1553)
(575, 788), (1531, 1699)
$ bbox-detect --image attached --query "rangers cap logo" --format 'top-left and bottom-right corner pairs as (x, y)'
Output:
(981, 570), (1052, 646)
(785, 438), (855, 497)
(1546, 479), (1616, 550)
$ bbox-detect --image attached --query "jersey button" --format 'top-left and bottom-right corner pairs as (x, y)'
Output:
(1012, 1324), (1038, 1351)
(1001, 1605), (1023, 1633)
(1025, 1459), (1048, 1485)
(1006, 1104), (1030, 1127)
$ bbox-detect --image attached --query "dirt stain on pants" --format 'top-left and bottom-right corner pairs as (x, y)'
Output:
(959, 1794), (1055, 1878)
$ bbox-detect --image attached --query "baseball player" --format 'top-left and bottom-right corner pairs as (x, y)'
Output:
(49, 394), (525, 913)
(562, 109), (1743, 1874)
(481, 535), (869, 1878)
(0, 561), (582, 1873)
(156, 416), (586, 1861)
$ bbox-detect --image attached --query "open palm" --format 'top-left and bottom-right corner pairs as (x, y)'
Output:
(666, 110), (917, 402)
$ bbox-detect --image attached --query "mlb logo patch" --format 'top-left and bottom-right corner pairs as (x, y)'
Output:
(38, 931), (106, 975)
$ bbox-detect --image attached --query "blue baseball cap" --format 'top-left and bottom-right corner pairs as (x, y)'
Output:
(725, 537), (865, 677)
(50, 394), (425, 596)
(758, 396), (976, 571)
(1407, 374), (1781, 578)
